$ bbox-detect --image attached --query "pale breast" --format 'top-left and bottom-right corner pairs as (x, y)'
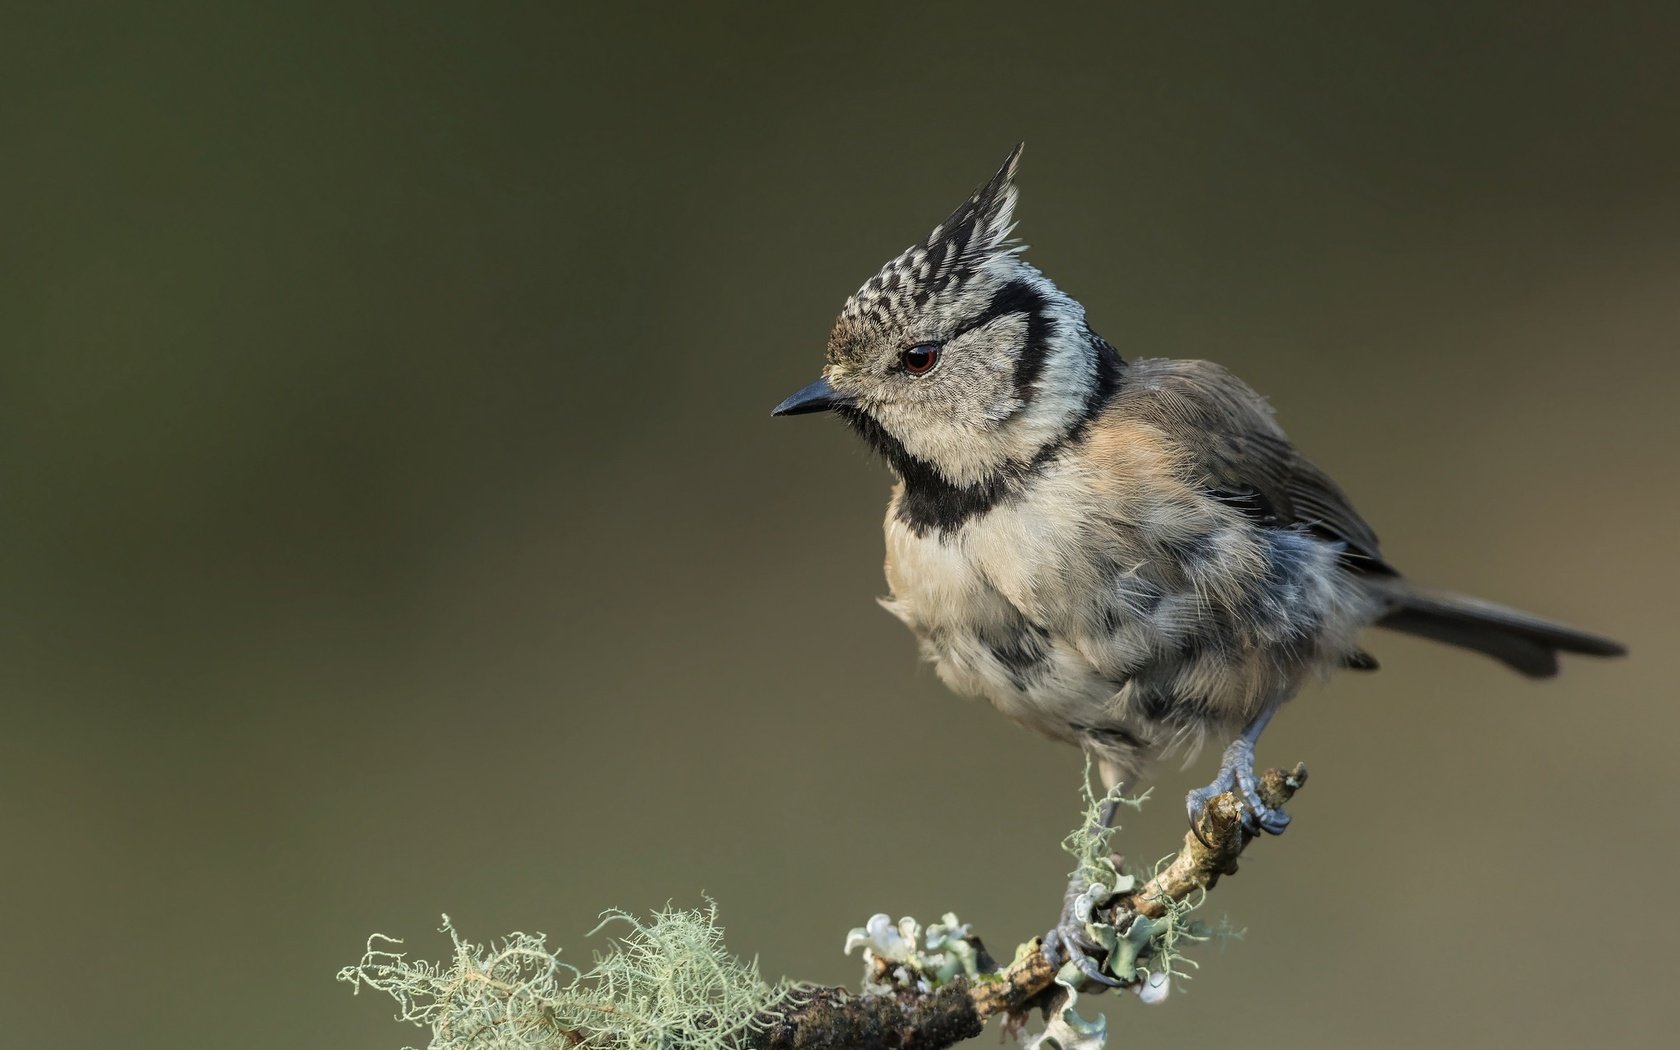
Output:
(881, 487), (1141, 751)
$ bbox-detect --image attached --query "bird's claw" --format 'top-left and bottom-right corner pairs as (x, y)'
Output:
(1185, 737), (1290, 841)
(1041, 887), (1122, 987)
(1042, 920), (1123, 989)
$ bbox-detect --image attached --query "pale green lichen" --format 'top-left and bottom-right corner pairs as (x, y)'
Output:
(1054, 765), (1235, 1006)
(1060, 762), (1150, 896)
(843, 912), (981, 993)
(339, 903), (784, 1050)
(1022, 976), (1107, 1050)
(1129, 873), (1215, 987)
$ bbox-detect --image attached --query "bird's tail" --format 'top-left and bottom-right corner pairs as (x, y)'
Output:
(1366, 579), (1625, 678)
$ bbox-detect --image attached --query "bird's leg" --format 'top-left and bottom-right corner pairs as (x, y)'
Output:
(1041, 794), (1126, 988)
(1185, 704), (1291, 836)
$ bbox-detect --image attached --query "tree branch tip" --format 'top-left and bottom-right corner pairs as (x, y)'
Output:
(1259, 762), (1308, 810)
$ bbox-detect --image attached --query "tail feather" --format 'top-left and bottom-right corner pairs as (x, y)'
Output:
(1370, 582), (1626, 678)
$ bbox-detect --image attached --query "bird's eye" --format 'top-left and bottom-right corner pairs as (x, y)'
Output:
(900, 343), (941, 376)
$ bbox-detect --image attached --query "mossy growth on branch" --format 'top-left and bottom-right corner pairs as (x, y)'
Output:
(339, 902), (786, 1050)
(1056, 762), (1227, 998)
(342, 770), (1249, 1049)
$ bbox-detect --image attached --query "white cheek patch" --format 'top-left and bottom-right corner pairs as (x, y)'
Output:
(873, 392), (1019, 489)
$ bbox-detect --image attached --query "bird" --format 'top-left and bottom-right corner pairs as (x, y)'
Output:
(771, 144), (1624, 985)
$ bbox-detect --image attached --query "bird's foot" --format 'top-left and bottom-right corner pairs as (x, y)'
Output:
(1041, 876), (1123, 989)
(1185, 736), (1290, 839)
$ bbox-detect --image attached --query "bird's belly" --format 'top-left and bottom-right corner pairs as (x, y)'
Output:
(878, 531), (1146, 749)
(881, 498), (1377, 770)
(920, 617), (1125, 747)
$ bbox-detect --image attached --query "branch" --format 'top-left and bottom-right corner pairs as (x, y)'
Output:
(342, 765), (1307, 1050)
(744, 764), (1308, 1050)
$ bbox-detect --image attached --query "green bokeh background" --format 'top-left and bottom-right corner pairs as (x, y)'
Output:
(4, 4), (1676, 1047)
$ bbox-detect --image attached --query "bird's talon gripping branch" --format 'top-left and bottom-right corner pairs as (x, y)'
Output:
(1183, 786), (1222, 849)
(1042, 919), (1122, 989)
(1042, 873), (1125, 990)
(1186, 733), (1292, 837)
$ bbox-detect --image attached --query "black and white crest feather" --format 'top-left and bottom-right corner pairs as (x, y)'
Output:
(840, 144), (1026, 327)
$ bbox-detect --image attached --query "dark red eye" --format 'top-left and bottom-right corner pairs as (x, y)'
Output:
(900, 343), (941, 375)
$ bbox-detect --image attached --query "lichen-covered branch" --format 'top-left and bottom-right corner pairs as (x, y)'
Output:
(738, 764), (1307, 1050)
(342, 766), (1306, 1050)
(1133, 763), (1307, 918)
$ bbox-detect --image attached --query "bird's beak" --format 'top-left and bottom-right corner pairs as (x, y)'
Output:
(771, 376), (851, 417)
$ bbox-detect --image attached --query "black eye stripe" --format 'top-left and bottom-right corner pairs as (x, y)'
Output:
(951, 279), (1049, 340)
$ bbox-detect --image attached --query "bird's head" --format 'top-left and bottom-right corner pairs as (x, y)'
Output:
(773, 145), (1118, 489)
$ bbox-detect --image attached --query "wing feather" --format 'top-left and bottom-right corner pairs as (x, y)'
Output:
(1116, 358), (1394, 573)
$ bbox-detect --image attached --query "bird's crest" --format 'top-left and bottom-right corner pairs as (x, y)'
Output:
(837, 144), (1026, 329)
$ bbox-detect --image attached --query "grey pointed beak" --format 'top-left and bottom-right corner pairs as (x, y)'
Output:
(771, 376), (851, 417)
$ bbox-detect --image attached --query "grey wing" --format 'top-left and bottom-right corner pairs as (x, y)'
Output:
(1122, 358), (1395, 574)
(1218, 430), (1393, 574)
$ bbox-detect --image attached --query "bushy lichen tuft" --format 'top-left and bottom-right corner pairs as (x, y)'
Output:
(1060, 761), (1149, 894)
(580, 905), (784, 1048)
(1130, 870), (1214, 987)
(339, 903), (784, 1050)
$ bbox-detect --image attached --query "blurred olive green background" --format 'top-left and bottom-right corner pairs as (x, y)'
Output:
(4, 3), (1677, 1048)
